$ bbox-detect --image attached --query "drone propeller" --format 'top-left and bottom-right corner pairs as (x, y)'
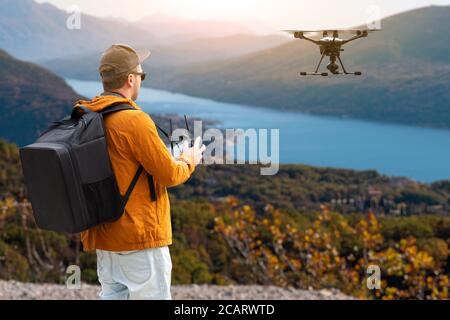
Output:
(283, 29), (381, 35)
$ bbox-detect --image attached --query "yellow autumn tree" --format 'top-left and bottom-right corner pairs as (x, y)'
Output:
(214, 198), (449, 300)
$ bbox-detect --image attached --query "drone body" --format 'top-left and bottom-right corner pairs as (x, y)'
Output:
(283, 29), (380, 76)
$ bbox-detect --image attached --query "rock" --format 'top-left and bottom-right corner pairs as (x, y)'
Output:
(0, 280), (355, 300)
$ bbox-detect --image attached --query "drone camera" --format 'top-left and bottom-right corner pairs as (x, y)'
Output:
(355, 72), (362, 76)
(321, 73), (328, 76)
(300, 72), (307, 76)
(327, 62), (340, 74)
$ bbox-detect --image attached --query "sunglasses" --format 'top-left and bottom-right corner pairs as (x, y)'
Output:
(132, 72), (146, 81)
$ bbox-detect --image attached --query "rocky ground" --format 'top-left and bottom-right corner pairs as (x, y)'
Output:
(0, 280), (354, 300)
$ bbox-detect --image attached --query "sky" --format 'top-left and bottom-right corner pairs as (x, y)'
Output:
(35, 0), (450, 30)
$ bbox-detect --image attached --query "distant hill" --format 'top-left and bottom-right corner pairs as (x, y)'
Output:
(0, 49), (82, 146)
(40, 34), (290, 80)
(145, 6), (450, 130)
(0, 0), (280, 62)
(0, 0), (156, 61)
(156, 34), (290, 66)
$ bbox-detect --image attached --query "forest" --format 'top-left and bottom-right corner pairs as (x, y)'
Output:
(0, 138), (449, 299)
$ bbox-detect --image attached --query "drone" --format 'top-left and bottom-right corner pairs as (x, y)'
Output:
(283, 29), (380, 76)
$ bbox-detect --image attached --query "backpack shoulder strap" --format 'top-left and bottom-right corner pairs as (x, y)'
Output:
(100, 103), (158, 205)
(100, 103), (136, 117)
(120, 165), (145, 211)
(101, 103), (171, 139)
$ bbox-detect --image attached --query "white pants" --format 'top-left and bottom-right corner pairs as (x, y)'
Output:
(96, 246), (172, 300)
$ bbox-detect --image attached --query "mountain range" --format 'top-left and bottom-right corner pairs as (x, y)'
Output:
(30, 5), (450, 130)
(2, 1), (450, 133)
(0, 0), (282, 62)
(0, 0), (288, 146)
(40, 34), (289, 81)
(145, 5), (450, 130)
(0, 0), (159, 61)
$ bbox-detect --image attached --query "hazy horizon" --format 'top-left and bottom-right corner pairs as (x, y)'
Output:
(34, 0), (450, 32)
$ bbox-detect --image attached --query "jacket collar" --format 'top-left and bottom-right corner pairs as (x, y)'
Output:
(101, 91), (127, 99)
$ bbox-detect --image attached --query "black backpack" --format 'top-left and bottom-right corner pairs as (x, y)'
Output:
(19, 103), (156, 234)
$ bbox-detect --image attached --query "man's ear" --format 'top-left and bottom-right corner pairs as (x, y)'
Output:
(127, 73), (134, 87)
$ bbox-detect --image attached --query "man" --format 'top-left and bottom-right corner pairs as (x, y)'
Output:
(75, 44), (206, 300)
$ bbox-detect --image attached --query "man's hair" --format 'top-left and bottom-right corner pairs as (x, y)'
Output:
(101, 66), (139, 91)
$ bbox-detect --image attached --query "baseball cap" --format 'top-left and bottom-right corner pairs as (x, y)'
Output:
(99, 44), (150, 80)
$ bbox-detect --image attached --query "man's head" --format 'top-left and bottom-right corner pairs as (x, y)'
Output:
(99, 44), (150, 101)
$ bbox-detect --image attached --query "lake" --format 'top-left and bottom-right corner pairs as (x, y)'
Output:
(67, 79), (450, 183)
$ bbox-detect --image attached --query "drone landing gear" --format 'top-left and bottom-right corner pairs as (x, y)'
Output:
(300, 51), (329, 76)
(300, 72), (328, 76)
(300, 53), (362, 76)
(337, 56), (362, 76)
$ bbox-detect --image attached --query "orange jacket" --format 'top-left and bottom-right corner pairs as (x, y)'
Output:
(75, 94), (195, 252)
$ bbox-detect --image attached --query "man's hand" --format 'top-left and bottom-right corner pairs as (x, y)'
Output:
(180, 136), (206, 166)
